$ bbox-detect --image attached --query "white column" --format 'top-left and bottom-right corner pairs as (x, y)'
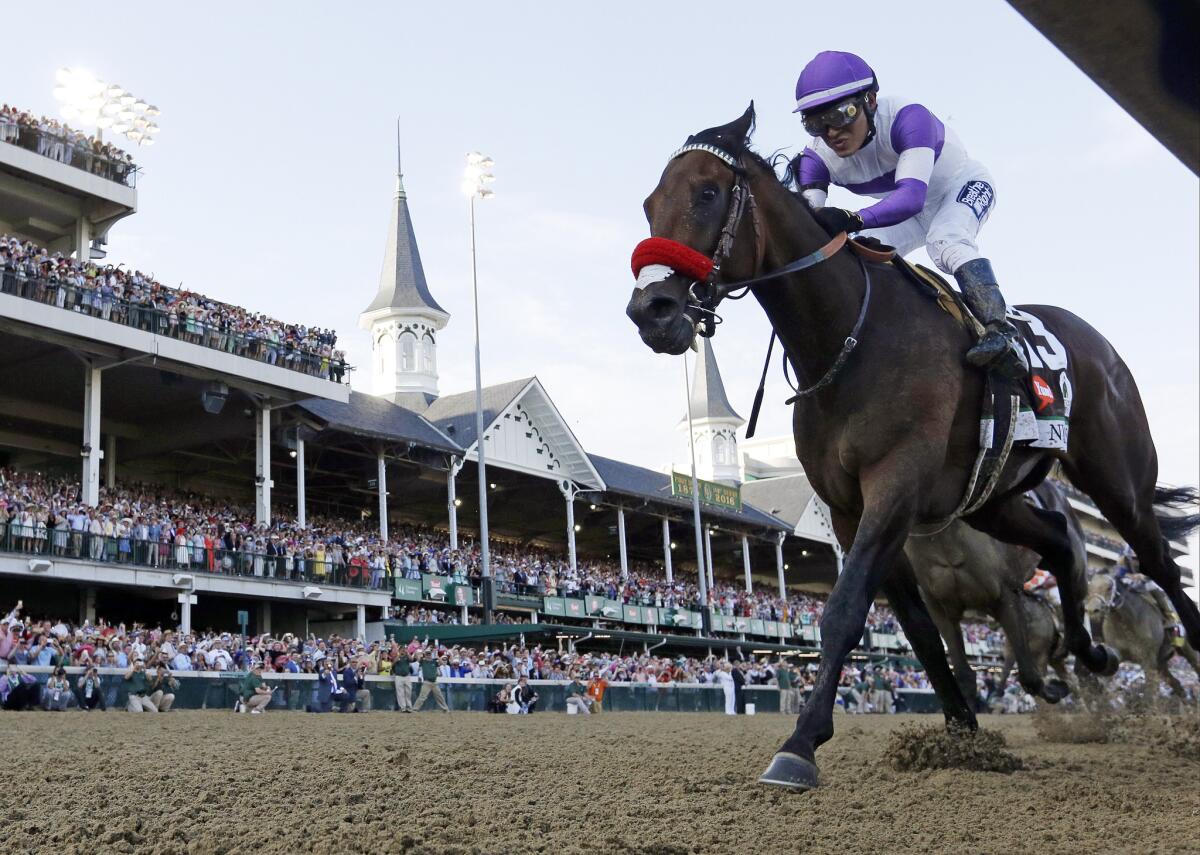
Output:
(742, 535), (752, 593)
(257, 601), (272, 635)
(356, 604), (367, 641)
(447, 458), (462, 549)
(377, 449), (388, 543)
(179, 594), (192, 636)
(617, 507), (628, 579)
(104, 434), (116, 488)
(662, 518), (673, 584)
(81, 362), (102, 507)
(81, 587), (97, 626)
(255, 404), (272, 527)
(776, 533), (787, 599)
(559, 480), (579, 572)
(704, 525), (715, 591)
(73, 217), (91, 262)
(295, 437), (306, 528)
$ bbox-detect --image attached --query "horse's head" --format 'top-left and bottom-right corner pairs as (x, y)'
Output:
(1085, 572), (1118, 615)
(625, 104), (764, 355)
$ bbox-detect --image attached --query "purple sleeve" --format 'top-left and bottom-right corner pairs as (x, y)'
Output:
(857, 178), (928, 229)
(797, 147), (830, 189)
(890, 103), (944, 154)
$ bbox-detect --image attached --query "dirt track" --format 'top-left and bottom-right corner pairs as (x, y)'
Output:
(1, 710), (1197, 854)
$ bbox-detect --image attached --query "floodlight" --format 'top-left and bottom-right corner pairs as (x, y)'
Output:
(96, 115), (114, 128)
(140, 137), (155, 146)
(133, 100), (149, 112)
(55, 67), (74, 85)
(60, 104), (79, 120)
(104, 84), (124, 98)
(144, 105), (160, 117)
(53, 86), (71, 101)
(119, 94), (136, 106)
(479, 189), (495, 199)
(117, 108), (136, 121)
(110, 122), (130, 134)
(126, 130), (143, 142)
(460, 180), (477, 197)
(479, 157), (495, 168)
(145, 124), (160, 134)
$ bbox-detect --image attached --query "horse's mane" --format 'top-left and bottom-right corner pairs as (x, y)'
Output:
(687, 123), (816, 214)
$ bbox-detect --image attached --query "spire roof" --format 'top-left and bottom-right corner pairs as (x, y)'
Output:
(361, 135), (447, 319)
(687, 338), (744, 423)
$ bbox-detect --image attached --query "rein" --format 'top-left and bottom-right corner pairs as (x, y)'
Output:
(630, 141), (873, 413)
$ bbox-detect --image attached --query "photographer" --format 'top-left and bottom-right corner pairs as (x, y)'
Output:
(565, 674), (591, 715)
(513, 675), (539, 714)
(147, 664), (178, 712)
(42, 666), (74, 711)
(76, 665), (105, 711)
(124, 658), (158, 712)
(488, 682), (512, 714)
(239, 662), (273, 714)
(1, 664), (40, 710)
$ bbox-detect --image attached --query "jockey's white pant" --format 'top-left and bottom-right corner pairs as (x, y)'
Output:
(862, 162), (995, 276)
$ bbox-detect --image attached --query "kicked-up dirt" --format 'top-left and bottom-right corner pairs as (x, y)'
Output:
(0, 710), (1197, 854)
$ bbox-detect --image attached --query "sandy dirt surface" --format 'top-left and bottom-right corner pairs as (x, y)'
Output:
(1, 710), (1197, 855)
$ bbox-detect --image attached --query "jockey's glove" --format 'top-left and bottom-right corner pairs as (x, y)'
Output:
(813, 207), (865, 237)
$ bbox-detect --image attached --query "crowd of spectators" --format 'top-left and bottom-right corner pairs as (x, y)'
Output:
(0, 235), (346, 381)
(0, 104), (136, 185)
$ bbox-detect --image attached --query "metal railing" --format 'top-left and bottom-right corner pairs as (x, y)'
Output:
(0, 269), (348, 382)
(1, 127), (139, 187)
(0, 525), (386, 590)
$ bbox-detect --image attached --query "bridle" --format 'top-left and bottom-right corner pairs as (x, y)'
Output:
(1087, 574), (1121, 613)
(631, 140), (873, 400)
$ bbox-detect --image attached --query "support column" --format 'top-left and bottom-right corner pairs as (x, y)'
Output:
(617, 507), (628, 579)
(255, 404), (272, 527)
(447, 458), (463, 549)
(257, 601), (272, 635)
(180, 593), (192, 636)
(559, 480), (579, 572)
(704, 525), (715, 591)
(776, 533), (787, 600)
(662, 518), (673, 584)
(73, 217), (91, 263)
(742, 535), (752, 593)
(81, 362), (102, 507)
(295, 437), (306, 528)
(104, 434), (116, 488)
(377, 449), (388, 543)
(81, 586), (97, 626)
(356, 604), (367, 640)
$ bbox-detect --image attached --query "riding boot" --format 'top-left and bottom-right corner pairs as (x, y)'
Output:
(954, 258), (1029, 381)
(1149, 587), (1179, 636)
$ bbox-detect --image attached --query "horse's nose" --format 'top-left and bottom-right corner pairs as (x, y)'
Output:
(626, 287), (682, 330)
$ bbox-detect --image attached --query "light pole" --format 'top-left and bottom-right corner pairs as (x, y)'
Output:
(462, 151), (495, 622)
(682, 351), (710, 634)
(52, 67), (161, 146)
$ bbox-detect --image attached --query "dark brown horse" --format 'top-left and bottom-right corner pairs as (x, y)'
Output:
(625, 105), (1200, 790)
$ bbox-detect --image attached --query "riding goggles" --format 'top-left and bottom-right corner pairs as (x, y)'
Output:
(801, 97), (865, 137)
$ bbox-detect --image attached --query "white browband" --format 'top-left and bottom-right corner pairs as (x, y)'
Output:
(669, 142), (737, 168)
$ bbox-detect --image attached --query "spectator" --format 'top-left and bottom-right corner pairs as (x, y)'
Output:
(489, 683), (513, 714)
(1, 664), (40, 710)
(714, 661), (736, 715)
(411, 652), (450, 713)
(776, 662), (798, 715)
(392, 647), (413, 713)
(147, 665), (178, 712)
(585, 671), (608, 714)
(239, 663), (273, 714)
(342, 659), (369, 713)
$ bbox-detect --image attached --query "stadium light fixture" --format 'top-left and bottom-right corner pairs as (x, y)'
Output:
(464, 149), (497, 621)
(52, 67), (161, 147)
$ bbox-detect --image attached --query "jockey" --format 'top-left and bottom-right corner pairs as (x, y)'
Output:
(791, 50), (1027, 380)
(1115, 548), (1180, 638)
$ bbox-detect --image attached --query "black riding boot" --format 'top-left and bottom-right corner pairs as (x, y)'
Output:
(954, 258), (1028, 380)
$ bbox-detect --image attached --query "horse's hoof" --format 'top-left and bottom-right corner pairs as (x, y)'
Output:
(1094, 644), (1120, 677)
(758, 752), (819, 791)
(1041, 679), (1070, 704)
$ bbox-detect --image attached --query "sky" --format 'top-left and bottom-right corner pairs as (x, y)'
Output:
(6, 2), (1198, 574)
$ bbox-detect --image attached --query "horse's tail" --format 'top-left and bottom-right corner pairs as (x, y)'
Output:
(1153, 485), (1200, 543)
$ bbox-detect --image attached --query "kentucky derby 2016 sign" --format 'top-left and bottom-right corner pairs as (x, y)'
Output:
(670, 472), (742, 511)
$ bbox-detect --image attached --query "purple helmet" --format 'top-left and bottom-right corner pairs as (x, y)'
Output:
(793, 51), (878, 114)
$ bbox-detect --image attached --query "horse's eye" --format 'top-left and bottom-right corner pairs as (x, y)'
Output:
(698, 186), (719, 204)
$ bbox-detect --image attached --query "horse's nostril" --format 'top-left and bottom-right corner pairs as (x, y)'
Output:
(647, 297), (678, 322)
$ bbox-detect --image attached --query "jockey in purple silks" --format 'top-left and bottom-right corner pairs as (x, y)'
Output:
(792, 50), (1028, 380)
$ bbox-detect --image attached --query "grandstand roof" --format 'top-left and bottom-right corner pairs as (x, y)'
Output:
(422, 377), (532, 449)
(586, 454), (790, 532)
(685, 338), (742, 424)
(361, 170), (447, 319)
(740, 475), (817, 529)
(297, 389), (460, 453)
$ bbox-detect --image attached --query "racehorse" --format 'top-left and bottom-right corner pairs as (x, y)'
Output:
(1085, 572), (1200, 698)
(624, 105), (1200, 790)
(904, 480), (1082, 707)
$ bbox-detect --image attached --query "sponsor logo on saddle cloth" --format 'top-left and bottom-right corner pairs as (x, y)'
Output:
(1005, 308), (1073, 451)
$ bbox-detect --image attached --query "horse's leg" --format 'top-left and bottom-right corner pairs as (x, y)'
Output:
(923, 596), (978, 710)
(1176, 641), (1200, 683)
(967, 495), (1117, 675)
(760, 470), (972, 790)
(878, 557), (979, 726)
(1059, 445), (1200, 653)
(995, 591), (1067, 702)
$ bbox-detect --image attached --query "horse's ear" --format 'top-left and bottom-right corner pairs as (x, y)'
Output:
(730, 102), (756, 142)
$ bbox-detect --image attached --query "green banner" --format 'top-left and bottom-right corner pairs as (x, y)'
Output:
(563, 598), (586, 619)
(749, 619), (766, 637)
(394, 578), (423, 601)
(585, 595), (604, 616)
(421, 574), (474, 606)
(670, 471), (742, 511)
(543, 597), (566, 617)
(624, 604), (655, 624)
